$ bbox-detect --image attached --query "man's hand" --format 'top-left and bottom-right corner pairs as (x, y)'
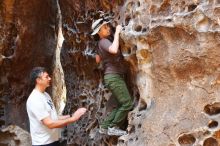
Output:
(70, 108), (87, 121)
(42, 108), (87, 129)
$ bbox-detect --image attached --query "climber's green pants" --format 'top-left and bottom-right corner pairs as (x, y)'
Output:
(100, 74), (133, 129)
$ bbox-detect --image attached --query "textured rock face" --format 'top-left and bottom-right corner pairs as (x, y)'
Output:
(59, 0), (220, 145)
(118, 0), (220, 146)
(1, 0), (220, 146)
(0, 0), (57, 130)
(0, 125), (31, 146)
(59, 1), (122, 145)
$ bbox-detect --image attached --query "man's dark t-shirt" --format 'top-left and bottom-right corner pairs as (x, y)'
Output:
(98, 38), (126, 75)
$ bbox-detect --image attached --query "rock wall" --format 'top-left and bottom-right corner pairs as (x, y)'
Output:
(0, 125), (31, 146)
(1, 0), (220, 146)
(59, 0), (220, 145)
(0, 0), (57, 133)
(59, 0), (138, 145)
(118, 0), (220, 146)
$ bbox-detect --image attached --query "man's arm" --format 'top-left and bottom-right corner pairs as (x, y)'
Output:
(42, 108), (86, 129)
(58, 115), (70, 120)
(108, 25), (122, 54)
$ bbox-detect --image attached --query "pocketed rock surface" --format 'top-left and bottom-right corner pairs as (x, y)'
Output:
(1, 0), (220, 146)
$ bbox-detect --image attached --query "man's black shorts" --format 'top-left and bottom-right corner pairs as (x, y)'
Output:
(33, 141), (60, 146)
